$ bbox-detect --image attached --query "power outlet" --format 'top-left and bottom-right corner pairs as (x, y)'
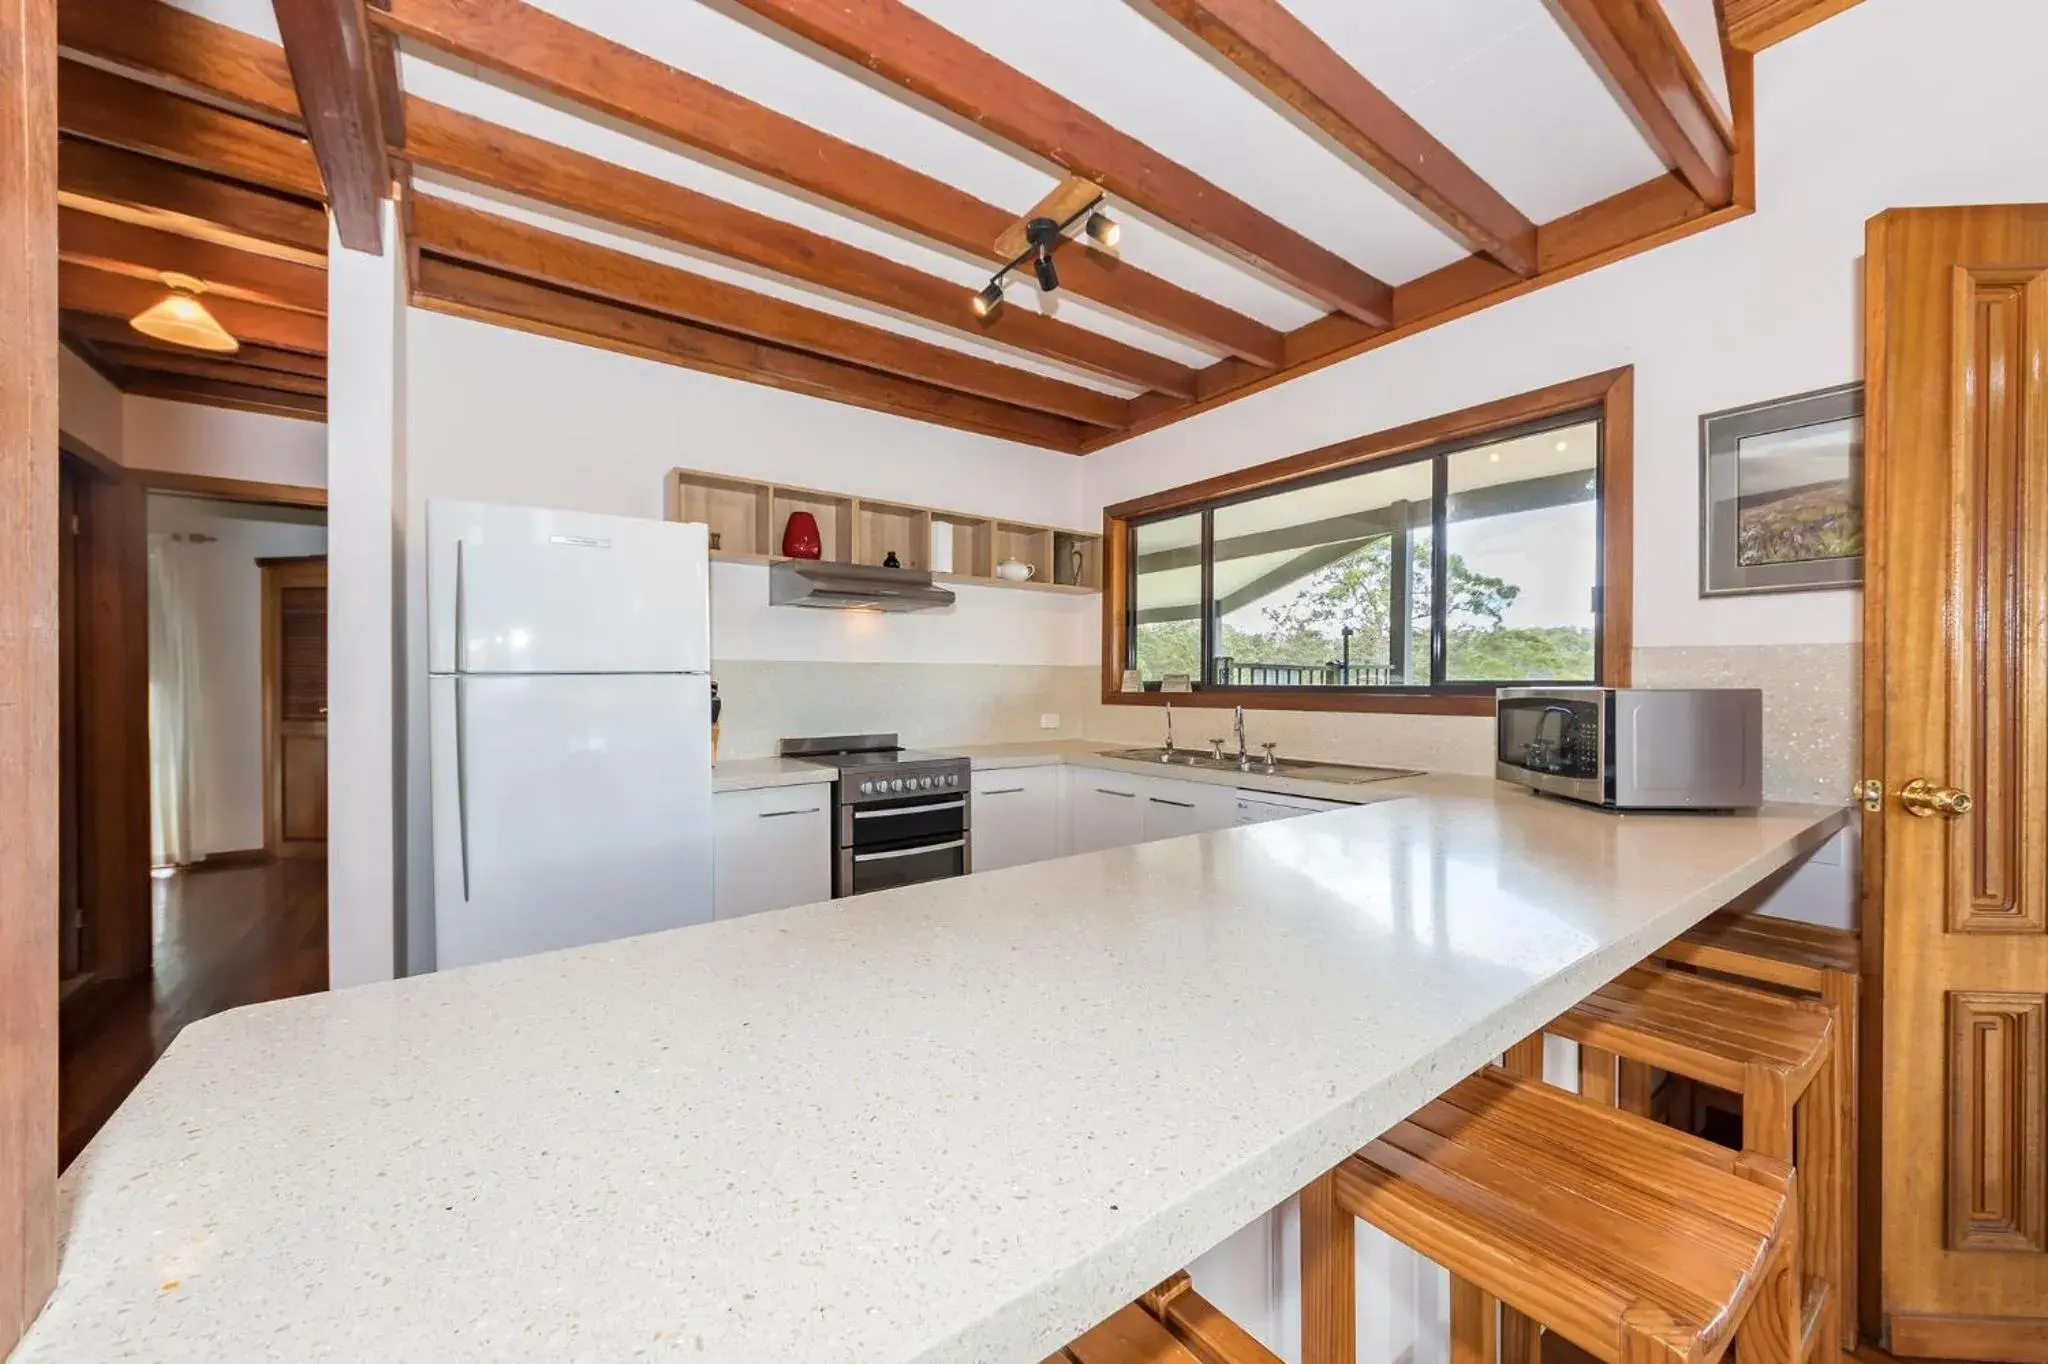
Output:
(1038, 713), (1060, 731)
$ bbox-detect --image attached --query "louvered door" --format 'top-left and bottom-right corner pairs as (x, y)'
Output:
(261, 556), (327, 855)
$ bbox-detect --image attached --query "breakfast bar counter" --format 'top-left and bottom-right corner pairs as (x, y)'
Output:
(12, 781), (1848, 1364)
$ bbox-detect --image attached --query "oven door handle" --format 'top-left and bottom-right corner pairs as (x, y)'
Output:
(851, 799), (966, 819)
(851, 838), (966, 863)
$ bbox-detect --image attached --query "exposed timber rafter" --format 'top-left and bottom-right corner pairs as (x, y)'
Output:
(722, 0), (1398, 327)
(269, 0), (391, 251)
(370, 0), (1283, 367)
(411, 195), (1133, 428)
(413, 257), (1097, 452)
(1149, 0), (1538, 277)
(1548, 0), (1735, 207)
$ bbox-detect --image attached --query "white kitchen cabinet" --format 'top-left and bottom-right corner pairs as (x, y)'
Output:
(1235, 788), (1353, 824)
(970, 766), (1062, 872)
(713, 784), (832, 919)
(1141, 778), (1236, 841)
(1067, 772), (1148, 853)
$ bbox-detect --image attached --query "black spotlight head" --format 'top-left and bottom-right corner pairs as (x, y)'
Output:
(1033, 246), (1059, 292)
(971, 280), (1004, 318)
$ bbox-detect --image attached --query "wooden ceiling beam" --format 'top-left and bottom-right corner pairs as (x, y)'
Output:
(58, 137), (327, 263)
(413, 195), (1131, 428)
(403, 101), (1197, 398)
(723, 0), (1396, 327)
(59, 261), (327, 354)
(61, 0), (1206, 392)
(1149, 0), (1538, 277)
(58, 205), (326, 313)
(86, 342), (328, 396)
(1722, 0), (1867, 52)
(61, 310), (327, 376)
(371, 0), (1279, 367)
(270, 0), (390, 251)
(57, 59), (324, 199)
(58, 0), (301, 126)
(1549, 0), (1734, 206)
(413, 257), (1094, 452)
(121, 372), (326, 419)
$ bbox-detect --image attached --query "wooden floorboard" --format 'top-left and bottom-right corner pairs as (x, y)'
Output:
(59, 857), (327, 1168)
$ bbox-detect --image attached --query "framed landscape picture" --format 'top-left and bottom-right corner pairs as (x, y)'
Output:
(1700, 383), (1865, 596)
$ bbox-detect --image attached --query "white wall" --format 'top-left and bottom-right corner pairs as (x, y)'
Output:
(123, 395), (328, 489)
(59, 345), (124, 460)
(146, 495), (327, 857)
(1084, 0), (2048, 653)
(403, 308), (1094, 664)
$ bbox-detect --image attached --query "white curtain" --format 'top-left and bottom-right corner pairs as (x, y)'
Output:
(148, 534), (204, 868)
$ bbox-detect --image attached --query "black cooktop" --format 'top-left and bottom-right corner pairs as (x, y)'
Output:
(778, 733), (965, 772)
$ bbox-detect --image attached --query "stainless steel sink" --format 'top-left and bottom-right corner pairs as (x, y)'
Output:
(1096, 748), (1421, 785)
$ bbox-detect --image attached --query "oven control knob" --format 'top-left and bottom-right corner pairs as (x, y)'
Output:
(919, 776), (934, 789)
(890, 779), (905, 792)
(949, 774), (960, 787)
(860, 781), (874, 795)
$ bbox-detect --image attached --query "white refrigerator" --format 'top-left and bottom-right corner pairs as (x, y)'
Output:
(428, 500), (714, 970)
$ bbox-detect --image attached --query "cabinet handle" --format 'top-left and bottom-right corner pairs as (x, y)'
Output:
(1095, 787), (1137, 798)
(980, 786), (1026, 796)
(757, 808), (820, 819)
(1149, 796), (1195, 809)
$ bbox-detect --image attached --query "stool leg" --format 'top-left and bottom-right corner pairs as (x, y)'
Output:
(1501, 1037), (1547, 1364)
(1795, 1048), (1843, 1364)
(1818, 971), (1858, 1351)
(1580, 1045), (1617, 1104)
(1617, 1061), (1654, 1117)
(1302, 1168), (1354, 1364)
(1450, 1276), (1497, 1364)
(1734, 1240), (1801, 1364)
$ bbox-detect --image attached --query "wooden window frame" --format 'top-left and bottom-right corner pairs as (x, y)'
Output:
(1100, 368), (1633, 716)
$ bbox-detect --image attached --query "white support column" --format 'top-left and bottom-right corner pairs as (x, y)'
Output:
(325, 201), (406, 988)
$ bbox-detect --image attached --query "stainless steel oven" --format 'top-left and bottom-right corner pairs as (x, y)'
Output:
(779, 734), (973, 898)
(1495, 687), (1764, 810)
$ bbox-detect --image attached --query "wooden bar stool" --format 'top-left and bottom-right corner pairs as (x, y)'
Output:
(1303, 1065), (1800, 1364)
(1547, 964), (1840, 1364)
(1048, 1272), (1280, 1364)
(1656, 911), (1860, 1350)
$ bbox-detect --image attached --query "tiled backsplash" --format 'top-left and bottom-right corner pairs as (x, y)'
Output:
(713, 644), (1859, 804)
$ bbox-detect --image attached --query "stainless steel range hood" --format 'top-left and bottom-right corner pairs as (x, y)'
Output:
(769, 558), (956, 612)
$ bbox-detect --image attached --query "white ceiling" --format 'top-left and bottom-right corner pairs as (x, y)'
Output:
(160, 0), (1718, 398)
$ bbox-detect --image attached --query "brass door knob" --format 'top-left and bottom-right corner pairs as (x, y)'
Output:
(1899, 778), (1973, 818)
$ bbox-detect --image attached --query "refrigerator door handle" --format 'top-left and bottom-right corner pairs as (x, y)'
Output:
(453, 538), (467, 673)
(454, 677), (471, 901)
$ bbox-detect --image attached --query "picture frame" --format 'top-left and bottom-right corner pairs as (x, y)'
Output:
(1699, 382), (1865, 597)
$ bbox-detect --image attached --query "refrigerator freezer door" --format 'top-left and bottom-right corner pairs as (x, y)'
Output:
(428, 500), (709, 675)
(431, 672), (713, 969)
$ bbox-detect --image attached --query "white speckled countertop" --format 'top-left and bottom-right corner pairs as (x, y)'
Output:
(13, 786), (1848, 1364)
(711, 754), (836, 792)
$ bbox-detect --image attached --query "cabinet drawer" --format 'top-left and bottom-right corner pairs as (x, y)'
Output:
(972, 765), (1062, 873)
(713, 783), (832, 918)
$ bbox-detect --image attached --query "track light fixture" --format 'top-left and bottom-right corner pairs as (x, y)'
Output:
(1032, 245), (1060, 292)
(970, 196), (1118, 318)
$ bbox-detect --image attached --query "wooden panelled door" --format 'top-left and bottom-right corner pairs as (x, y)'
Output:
(1864, 206), (2048, 1362)
(260, 556), (327, 856)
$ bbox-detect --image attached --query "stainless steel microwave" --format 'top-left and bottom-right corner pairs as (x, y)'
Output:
(1495, 687), (1763, 810)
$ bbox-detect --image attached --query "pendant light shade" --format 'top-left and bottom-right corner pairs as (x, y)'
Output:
(130, 274), (239, 354)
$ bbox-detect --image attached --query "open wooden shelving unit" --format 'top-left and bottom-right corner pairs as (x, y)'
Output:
(664, 467), (1103, 595)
